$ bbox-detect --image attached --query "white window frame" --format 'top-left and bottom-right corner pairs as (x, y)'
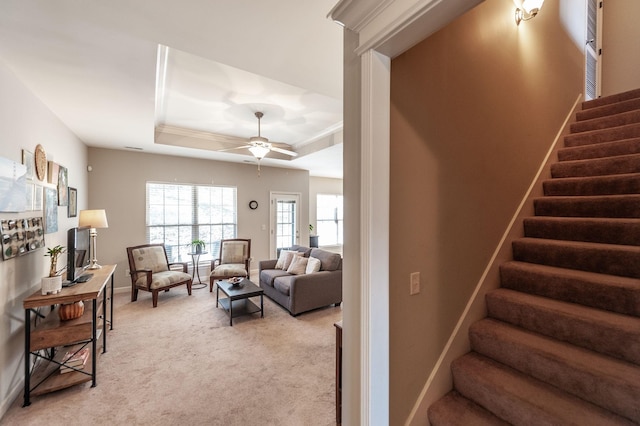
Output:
(146, 182), (237, 263)
(316, 193), (344, 247)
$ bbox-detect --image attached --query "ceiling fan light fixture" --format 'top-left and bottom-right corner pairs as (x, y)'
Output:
(248, 144), (270, 160)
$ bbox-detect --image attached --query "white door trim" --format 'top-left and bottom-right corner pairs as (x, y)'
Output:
(269, 191), (301, 258)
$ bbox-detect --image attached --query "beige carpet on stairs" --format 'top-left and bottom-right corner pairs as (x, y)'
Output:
(1, 283), (342, 426)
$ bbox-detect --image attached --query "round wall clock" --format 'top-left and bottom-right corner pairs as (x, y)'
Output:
(34, 144), (47, 181)
(249, 200), (258, 210)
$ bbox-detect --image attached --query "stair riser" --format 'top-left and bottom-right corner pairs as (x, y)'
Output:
(484, 294), (640, 365)
(577, 98), (640, 122)
(558, 138), (640, 162)
(469, 322), (640, 422)
(551, 155), (640, 178)
(543, 175), (640, 196)
(571, 110), (640, 133)
(523, 218), (640, 246)
(499, 262), (640, 316)
(512, 240), (640, 278)
(534, 197), (640, 218)
(564, 124), (640, 147)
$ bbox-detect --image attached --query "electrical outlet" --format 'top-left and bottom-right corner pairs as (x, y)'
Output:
(410, 272), (420, 295)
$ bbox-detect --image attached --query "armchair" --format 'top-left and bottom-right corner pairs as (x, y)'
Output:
(209, 239), (251, 292)
(126, 243), (193, 307)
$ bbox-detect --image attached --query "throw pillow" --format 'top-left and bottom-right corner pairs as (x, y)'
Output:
(287, 256), (309, 275)
(275, 250), (293, 269)
(305, 256), (321, 274)
(283, 251), (302, 270)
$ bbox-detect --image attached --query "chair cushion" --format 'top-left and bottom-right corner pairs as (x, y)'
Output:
(220, 241), (248, 264)
(211, 263), (247, 278)
(131, 246), (169, 280)
(287, 256), (308, 275)
(135, 270), (191, 290)
(310, 248), (342, 271)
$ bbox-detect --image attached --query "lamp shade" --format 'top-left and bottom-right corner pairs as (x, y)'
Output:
(78, 209), (109, 229)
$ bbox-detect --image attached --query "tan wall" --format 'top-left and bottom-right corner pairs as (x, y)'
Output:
(388, 0), (583, 423)
(0, 61), (88, 416)
(601, 0), (640, 95)
(87, 147), (309, 290)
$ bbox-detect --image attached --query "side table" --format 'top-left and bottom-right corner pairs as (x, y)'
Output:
(187, 251), (208, 289)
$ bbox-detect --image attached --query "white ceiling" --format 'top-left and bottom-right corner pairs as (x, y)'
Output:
(0, 0), (344, 178)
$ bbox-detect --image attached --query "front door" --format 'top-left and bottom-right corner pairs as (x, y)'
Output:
(270, 192), (301, 257)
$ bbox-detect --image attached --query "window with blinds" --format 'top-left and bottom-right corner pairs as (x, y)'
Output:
(316, 194), (343, 246)
(146, 182), (237, 263)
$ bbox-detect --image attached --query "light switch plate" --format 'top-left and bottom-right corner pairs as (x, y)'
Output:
(410, 272), (420, 295)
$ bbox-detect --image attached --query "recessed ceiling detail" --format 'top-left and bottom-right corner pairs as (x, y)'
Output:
(154, 45), (343, 161)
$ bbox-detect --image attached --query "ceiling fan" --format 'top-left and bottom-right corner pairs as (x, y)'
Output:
(234, 111), (298, 160)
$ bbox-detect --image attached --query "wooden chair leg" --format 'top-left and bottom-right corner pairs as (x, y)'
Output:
(131, 286), (138, 302)
(152, 290), (159, 308)
(187, 281), (192, 295)
(210, 278), (215, 292)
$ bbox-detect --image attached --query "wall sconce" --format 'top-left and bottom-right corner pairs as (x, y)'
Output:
(515, 0), (544, 25)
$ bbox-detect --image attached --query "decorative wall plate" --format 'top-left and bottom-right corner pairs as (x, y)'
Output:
(34, 144), (47, 181)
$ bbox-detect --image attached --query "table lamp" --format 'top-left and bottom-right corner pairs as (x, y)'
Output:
(78, 209), (109, 269)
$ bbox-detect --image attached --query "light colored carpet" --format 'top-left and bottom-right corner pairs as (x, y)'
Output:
(2, 283), (342, 425)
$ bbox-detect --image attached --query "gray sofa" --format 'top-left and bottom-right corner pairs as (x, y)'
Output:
(258, 245), (342, 316)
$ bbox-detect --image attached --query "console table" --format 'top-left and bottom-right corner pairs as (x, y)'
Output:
(22, 264), (115, 406)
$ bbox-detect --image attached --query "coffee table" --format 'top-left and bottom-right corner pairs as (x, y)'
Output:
(215, 278), (264, 326)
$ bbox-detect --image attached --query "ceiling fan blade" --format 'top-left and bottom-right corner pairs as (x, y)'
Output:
(270, 146), (298, 157)
(217, 145), (251, 152)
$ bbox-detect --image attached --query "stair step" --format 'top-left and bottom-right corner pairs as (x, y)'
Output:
(500, 261), (640, 316)
(523, 217), (640, 245)
(564, 122), (640, 147)
(582, 88), (640, 110)
(558, 137), (640, 161)
(571, 109), (640, 133)
(543, 173), (640, 196)
(534, 194), (640, 218)
(485, 289), (640, 364)
(512, 237), (640, 278)
(577, 97), (640, 122)
(469, 319), (640, 422)
(427, 391), (510, 426)
(452, 352), (636, 426)
(551, 153), (640, 178)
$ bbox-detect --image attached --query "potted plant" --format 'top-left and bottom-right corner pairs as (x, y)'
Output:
(191, 239), (206, 254)
(42, 245), (65, 295)
(309, 224), (319, 248)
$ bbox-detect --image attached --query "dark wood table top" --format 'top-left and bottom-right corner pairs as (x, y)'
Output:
(217, 278), (263, 298)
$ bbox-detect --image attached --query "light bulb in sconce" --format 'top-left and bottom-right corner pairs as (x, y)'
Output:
(515, 0), (544, 25)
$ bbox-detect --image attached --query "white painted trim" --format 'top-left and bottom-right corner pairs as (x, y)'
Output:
(361, 49), (391, 426)
(405, 94), (584, 424)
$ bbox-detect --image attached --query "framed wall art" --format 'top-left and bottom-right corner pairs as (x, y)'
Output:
(44, 187), (58, 234)
(58, 165), (68, 206)
(0, 156), (27, 212)
(22, 149), (34, 180)
(68, 187), (77, 217)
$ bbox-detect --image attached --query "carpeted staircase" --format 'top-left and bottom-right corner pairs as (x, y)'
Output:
(428, 88), (640, 425)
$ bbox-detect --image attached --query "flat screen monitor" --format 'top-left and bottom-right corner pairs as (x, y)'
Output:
(66, 226), (91, 283)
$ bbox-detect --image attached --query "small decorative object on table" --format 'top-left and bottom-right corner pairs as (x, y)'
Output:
(41, 245), (65, 295)
(58, 300), (84, 321)
(228, 277), (243, 287)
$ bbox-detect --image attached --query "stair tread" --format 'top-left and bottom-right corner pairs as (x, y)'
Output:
(428, 391), (510, 426)
(523, 216), (640, 247)
(453, 352), (637, 426)
(533, 194), (640, 218)
(571, 109), (640, 133)
(577, 98), (640, 121)
(543, 173), (640, 196)
(551, 152), (640, 177)
(582, 88), (640, 110)
(564, 122), (640, 147)
(558, 137), (640, 161)
(470, 318), (640, 421)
